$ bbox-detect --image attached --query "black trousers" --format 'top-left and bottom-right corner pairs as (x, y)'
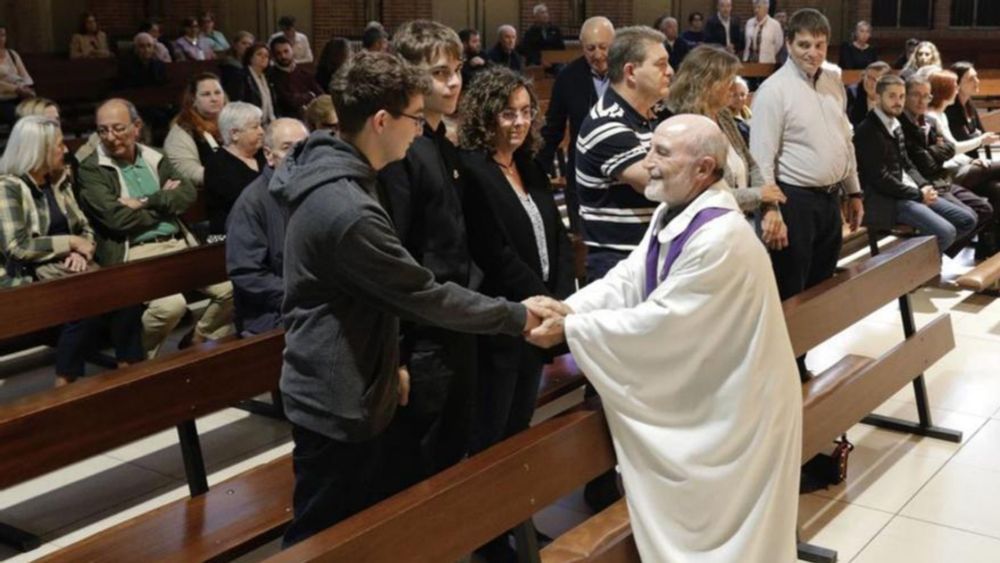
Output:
(956, 162), (1000, 255)
(770, 185), (843, 301)
(376, 330), (477, 497)
(56, 306), (145, 379)
(470, 334), (544, 454)
(282, 424), (386, 548)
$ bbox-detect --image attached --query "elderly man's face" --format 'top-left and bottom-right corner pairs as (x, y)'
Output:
(905, 82), (932, 116)
(719, 0), (733, 18)
(632, 41), (673, 102)
(581, 24), (613, 76)
(535, 6), (549, 24)
(754, 3), (769, 19)
(662, 19), (679, 40)
(135, 37), (155, 60)
(642, 121), (715, 205)
(500, 29), (517, 52)
(96, 102), (140, 161)
(264, 120), (309, 167)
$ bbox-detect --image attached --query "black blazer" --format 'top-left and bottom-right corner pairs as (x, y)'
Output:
(665, 38), (691, 71)
(461, 150), (574, 303)
(846, 82), (872, 127)
(705, 14), (745, 54)
(235, 68), (277, 115)
(854, 111), (932, 229)
(898, 113), (957, 185)
(538, 56), (600, 175)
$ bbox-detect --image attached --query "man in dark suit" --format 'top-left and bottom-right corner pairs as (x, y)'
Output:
(487, 25), (524, 73)
(705, 0), (744, 55)
(520, 3), (565, 66)
(854, 74), (976, 254)
(537, 16), (615, 233)
(847, 60), (891, 127)
(656, 16), (690, 71)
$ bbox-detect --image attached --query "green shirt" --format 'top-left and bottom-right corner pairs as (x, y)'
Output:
(117, 154), (178, 243)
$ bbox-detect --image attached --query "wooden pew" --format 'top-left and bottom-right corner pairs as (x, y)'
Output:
(539, 236), (959, 563)
(542, 49), (578, 67)
(956, 252), (1000, 295)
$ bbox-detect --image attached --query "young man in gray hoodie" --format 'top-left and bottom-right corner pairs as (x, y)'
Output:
(271, 51), (543, 547)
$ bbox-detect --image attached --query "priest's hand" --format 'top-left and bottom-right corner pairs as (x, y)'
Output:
(522, 300), (543, 333)
(527, 316), (566, 349)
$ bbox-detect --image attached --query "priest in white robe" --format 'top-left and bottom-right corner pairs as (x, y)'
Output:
(527, 115), (802, 562)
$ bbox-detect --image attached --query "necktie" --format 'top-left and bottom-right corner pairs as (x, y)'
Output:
(749, 20), (764, 63)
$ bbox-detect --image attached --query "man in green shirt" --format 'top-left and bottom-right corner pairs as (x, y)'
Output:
(77, 98), (234, 356)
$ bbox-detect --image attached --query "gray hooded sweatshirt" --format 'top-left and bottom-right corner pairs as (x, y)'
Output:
(270, 133), (527, 442)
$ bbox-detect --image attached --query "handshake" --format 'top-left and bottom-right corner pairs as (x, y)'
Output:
(521, 296), (574, 348)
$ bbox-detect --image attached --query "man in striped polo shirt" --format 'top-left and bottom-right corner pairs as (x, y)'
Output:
(575, 26), (674, 281)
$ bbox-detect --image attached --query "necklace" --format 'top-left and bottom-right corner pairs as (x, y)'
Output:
(493, 156), (517, 176)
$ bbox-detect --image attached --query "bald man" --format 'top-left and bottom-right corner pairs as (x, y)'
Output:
(226, 118), (309, 335)
(528, 115), (801, 562)
(538, 16), (614, 232)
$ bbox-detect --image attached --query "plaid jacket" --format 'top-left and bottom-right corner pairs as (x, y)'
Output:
(0, 171), (94, 281)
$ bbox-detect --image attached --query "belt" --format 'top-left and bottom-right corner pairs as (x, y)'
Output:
(778, 181), (842, 195)
(132, 234), (180, 247)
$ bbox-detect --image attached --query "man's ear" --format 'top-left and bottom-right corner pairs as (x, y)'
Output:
(371, 109), (389, 134)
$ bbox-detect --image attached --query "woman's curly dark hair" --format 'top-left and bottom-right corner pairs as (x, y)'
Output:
(458, 66), (542, 156)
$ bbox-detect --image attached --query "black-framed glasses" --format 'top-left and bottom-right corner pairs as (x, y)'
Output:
(396, 112), (426, 128)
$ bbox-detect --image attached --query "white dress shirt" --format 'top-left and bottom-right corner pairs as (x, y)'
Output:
(750, 60), (861, 194)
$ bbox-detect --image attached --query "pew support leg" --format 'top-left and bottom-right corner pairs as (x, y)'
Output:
(177, 420), (209, 496)
(797, 540), (838, 563)
(512, 519), (541, 563)
(860, 294), (963, 443)
(235, 391), (286, 421)
(0, 522), (41, 552)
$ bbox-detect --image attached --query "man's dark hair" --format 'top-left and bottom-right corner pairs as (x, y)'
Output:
(458, 28), (479, 44)
(330, 52), (430, 137)
(362, 26), (388, 49)
(278, 15), (295, 29)
(688, 11), (704, 23)
(269, 35), (292, 50)
(785, 8), (831, 41)
(607, 26), (666, 85)
(138, 19), (160, 33)
(242, 42), (270, 67)
(392, 20), (462, 66)
(875, 73), (905, 95)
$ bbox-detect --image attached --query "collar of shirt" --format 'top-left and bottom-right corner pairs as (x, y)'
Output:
(607, 84), (652, 127)
(787, 59), (825, 87)
(903, 109), (928, 130)
(873, 106), (899, 135)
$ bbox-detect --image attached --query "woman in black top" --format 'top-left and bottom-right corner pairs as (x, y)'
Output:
(458, 67), (575, 453)
(839, 20), (878, 70)
(204, 102), (265, 235)
(236, 42), (277, 124)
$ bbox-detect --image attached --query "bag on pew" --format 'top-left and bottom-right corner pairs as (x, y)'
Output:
(800, 434), (854, 493)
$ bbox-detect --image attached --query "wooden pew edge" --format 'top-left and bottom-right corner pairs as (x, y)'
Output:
(955, 252), (1000, 292)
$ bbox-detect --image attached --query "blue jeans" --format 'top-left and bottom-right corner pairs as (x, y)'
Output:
(895, 197), (977, 253)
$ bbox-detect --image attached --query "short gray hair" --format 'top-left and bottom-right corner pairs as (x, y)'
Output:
(497, 24), (516, 37)
(532, 3), (548, 16)
(218, 102), (263, 145)
(98, 98), (141, 123)
(733, 75), (749, 91)
(0, 116), (61, 176)
(133, 32), (155, 45)
(753, 0), (770, 7)
(608, 26), (666, 85)
(264, 118), (308, 150)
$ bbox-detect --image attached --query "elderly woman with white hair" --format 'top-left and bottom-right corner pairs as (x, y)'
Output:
(204, 101), (265, 235)
(0, 116), (143, 384)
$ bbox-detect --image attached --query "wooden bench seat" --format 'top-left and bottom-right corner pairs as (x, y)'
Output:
(956, 252), (1000, 293)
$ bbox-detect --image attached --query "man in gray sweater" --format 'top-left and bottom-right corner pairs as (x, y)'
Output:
(271, 51), (542, 547)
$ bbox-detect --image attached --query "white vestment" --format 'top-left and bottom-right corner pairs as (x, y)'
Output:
(564, 183), (801, 562)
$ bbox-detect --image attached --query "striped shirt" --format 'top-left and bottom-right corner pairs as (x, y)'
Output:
(574, 86), (657, 252)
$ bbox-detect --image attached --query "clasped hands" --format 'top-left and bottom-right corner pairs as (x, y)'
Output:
(521, 296), (573, 349)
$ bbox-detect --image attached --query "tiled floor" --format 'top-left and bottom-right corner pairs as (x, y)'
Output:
(1, 251), (999, 562)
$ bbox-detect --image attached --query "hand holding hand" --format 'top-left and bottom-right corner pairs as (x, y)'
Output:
(62, 252), (89, 273)
(921, 185), (938, 205)
(760, 183), (787, 205)
(523, 295), (573, 320)
(69, 236), (95, 260)
(526, 316), (567, 349)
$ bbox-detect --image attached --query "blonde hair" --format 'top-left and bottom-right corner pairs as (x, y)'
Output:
(0, 116), (61, 176)
(15, 97), (58, 119)
(667, 44), (741, 116)
(904, 41), (942, 73)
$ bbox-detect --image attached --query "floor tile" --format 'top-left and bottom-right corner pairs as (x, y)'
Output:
(866, 398), (989, 460)
(796, 494), (892, 562)
(949, 418), (1000, 471)
(901, 459), (1000, 539)
(852, 515), (1000, 563)
(0, 454), (178, 537)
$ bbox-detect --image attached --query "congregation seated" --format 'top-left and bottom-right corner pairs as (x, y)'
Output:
(0, 115), (143, 383)
(303, 95), (338, 133)
(139, 19), (172, 63)
(838, 20), (878, 70)
(315, 37), (351, 94)
(519, 3), (565, 67)
(76, 98), (233, 357)
(0, 25), (35, 125)
(199, 12), (230, 55)
(219, 30), (255, 100)
(270, 15), (314, 64)
(163, 72), (226, 187)
(901, 40), (941, 80)
(232, 42), (276, 124)
(846, 60), (891, 126)
(267, 36), (323, 119)
(204, 102), (265, 236)
(225, 118), (308, 336)
(487, 25), (524, 73)
(116, 33), (167, 89)
(854, 74), (977, 254)
(899, 74), (995, 258)
(70, 12), (112, 59)
(173, 16), (216, 62)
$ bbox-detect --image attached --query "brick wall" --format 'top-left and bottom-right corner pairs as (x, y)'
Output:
(313, 0), (366, 56)
(382, 0), (434, 33)
(85, 0), (223, 39)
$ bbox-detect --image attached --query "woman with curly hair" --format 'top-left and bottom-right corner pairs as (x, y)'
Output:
(459, 66), (575, 456)
(667, 44), (788, 250)
(164, 72), (227, 187)
(901, 40), (942, 80)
